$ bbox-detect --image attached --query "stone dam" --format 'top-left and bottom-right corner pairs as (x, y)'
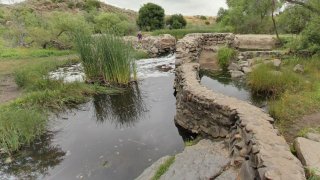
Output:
(136, 33), (307, 180)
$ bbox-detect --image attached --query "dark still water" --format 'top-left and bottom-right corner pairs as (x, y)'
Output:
(0, 75), (185, 180)
(200, 71), (267, 109)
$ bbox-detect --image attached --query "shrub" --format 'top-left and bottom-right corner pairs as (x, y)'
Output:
(205, 21), (210, 25)
(200, 15), (207, 20)
(217, 47), (236, 69)
(94, 13), (137, 35)
(166, 14), (187, 29)
(137, 3), (165, 31)
(83, 0), (101, 11)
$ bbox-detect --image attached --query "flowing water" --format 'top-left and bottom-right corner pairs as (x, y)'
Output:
(1, 55), (265, 180)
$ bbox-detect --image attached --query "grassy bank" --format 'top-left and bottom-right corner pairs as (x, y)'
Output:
(0, 54), (119, 155)
(151, 24), (231, 39)
(247, 56), (320, 137)
(0, 48), (73, 59)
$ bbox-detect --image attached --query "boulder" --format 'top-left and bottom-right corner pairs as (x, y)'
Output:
(306, 133), (320, 143)
(294, 137), (320, 176)
(231, 70), (245, 78)
(273, 59), (281, 67)
(242, 67), (253, 74)
(294, 64), (304, 73)
(228, 63), (241, 71)
(124, 34), (176, 57)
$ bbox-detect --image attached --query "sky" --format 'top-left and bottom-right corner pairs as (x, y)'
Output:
(103, 0), (227, 16)
(1, 0), (228, 16)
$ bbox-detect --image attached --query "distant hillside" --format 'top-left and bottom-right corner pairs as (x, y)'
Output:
(1, 0), (137, 21)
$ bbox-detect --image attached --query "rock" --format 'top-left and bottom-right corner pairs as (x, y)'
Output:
(228, 63), (241, 71)
(294, 137), (320, 176)
(242, 67), (252, 74)
(238, 61), (249, 68)
(247, 59), (256, 66)
(124, 34), (176, 57)
(135, 156), (172, 180)
(160, 140), (235, 180)
(5, 157), (12, 164)
(231, 70), (245, 78)
(306, 133), (320, 143)
(273, 59), (281, 67)
(294, 64), (304, 73)
(238, 56), (245, 61)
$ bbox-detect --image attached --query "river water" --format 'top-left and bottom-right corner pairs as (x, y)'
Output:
(0, 55), (264, 180)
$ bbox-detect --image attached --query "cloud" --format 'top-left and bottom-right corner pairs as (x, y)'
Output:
(103, 0), (227, 16)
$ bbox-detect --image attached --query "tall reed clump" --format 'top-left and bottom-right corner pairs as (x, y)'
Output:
(217, 46), (236, 69)
(74, 31), (136, 85)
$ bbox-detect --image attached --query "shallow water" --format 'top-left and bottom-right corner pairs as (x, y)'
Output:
(1, 56), (267, 180)
(200, 72), (267, 109)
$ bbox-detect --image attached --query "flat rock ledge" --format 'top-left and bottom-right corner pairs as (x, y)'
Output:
(294, 137), (320, 177)
(136, 139), (238, 180)
(174, 33), (305, 180)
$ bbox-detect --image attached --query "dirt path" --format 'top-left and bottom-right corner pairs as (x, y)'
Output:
(0, 75), (21, 104)
(284, 112), (320, 143)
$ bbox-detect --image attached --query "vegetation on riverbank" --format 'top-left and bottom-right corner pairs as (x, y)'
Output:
(217, 47), (236, 69)
(152, 156), (175, 180)
(0, 54), (120, 155)
(74, 32), (136, 85)
(247, 56), (320, 135)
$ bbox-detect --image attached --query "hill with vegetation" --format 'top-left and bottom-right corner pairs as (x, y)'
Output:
(0, 0), (138, 50)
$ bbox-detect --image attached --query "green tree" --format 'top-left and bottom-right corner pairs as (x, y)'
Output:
(94, 13), (136, 35)
(278, 5), (311, 34)
(137, 3), (165, 31)
(166, 14), (187, 29)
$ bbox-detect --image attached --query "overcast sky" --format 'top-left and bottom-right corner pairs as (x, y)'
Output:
(103, 0), (227, 16)
(1, 0), (227, 16)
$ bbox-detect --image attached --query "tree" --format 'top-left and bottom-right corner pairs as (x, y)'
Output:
(285, 0), (320, 15)
(166, 14), (187, 29)
(94, 13), (136, 35)
(278, 5), (311, 34)
(137, 3), (165, 31)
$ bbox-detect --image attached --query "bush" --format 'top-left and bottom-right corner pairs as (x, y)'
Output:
(205, 21), (210, 25)
(217, 47), (235, 69)
(94, 13), (137, 35)
(166, 14), (187, 29)
(137, 3), (165, 31)
(300, 17), (320, 54)
(200, 15), (207, 20)
(83, 0), (101, 11)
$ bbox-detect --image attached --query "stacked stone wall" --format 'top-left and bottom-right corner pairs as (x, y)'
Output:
(174, 33), (306, 180)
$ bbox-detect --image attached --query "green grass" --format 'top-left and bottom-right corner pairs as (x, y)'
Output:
(151, 24), (231, 39)
(74, 32), (136, 85)
(152, 156), (175, 180)
(247, 56), (320, 137)
(0, 48), (73, 59)
(0, 54), (120, 155)
(217, 46), (236, 69)
(133, 50), (150, 59)
(247, 64), (307, 96)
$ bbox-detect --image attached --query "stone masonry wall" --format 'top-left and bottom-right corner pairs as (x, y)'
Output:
(174, 33), (306, 180)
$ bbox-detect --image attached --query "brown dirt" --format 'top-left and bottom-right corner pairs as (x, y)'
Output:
(284, 113), (320, 143)
(198, 50), (220, 71)
(0, 75), (21, 104)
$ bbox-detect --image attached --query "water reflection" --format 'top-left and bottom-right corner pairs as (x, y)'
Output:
(200, 70), (267, 108)
(93, 82), (146, 128)
(0, 132), (65, 179)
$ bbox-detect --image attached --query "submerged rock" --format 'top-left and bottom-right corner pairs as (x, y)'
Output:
(294, 137), (320, 176)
